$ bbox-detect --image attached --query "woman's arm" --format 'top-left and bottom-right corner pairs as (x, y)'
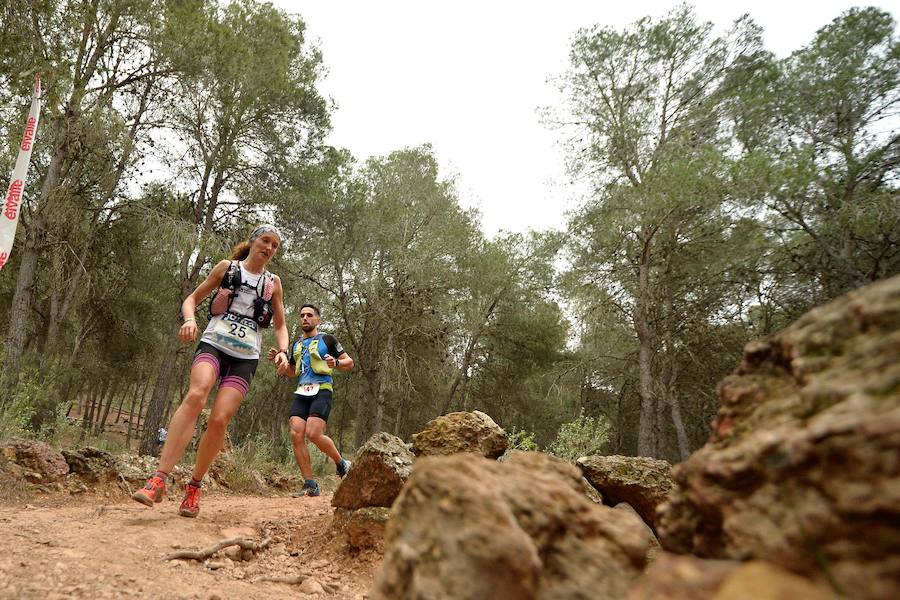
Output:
(178, 259), (230, 344)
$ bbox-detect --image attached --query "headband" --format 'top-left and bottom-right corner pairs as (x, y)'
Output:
(249, 225), (282, 242)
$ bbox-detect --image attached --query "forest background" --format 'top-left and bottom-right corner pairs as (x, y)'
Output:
(0, 0), (897, 466)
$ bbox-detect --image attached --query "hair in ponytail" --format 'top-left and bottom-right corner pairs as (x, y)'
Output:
(230, 241), (251, 260)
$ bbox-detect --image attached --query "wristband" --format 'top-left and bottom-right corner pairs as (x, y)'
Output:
(183, 316), (195, 322)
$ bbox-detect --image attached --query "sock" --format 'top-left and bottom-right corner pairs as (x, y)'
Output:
(189, 478), (202, 488)
(154, 470), (169, 482)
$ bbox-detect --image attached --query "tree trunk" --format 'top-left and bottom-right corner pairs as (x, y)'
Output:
(97, 378), (125, 434)
(94, 378), (115, 435)
(635, 242), (656, 457)
(354, 368), (381, 449)
(667, 390), (690, 460)
(1, 212), (46, 396)
(127, 381), (150, 450)
(140, 317), (183, 455)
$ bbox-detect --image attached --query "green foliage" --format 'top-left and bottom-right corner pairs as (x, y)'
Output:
(547, 410), (612, 462)
(0, 372), (40, 443)
(506, 427), (538, 452)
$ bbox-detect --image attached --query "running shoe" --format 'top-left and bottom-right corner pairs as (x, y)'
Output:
(336, 459), (352, 478)
(179, 484), (201, 518)
(293, 480), (321, 497)
(131, 475), (166, 506)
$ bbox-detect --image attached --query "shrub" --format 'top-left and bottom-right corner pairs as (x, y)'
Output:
(506, 426), (539, 452)
(547, 409), (611, 462)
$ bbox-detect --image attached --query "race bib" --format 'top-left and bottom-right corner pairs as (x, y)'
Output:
(211, 313), (258, 357)
(295, 383), (320, 396)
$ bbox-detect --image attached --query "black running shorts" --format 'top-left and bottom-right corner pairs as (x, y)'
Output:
(193, 341), (258, 397)
(290, 389), (333, 422)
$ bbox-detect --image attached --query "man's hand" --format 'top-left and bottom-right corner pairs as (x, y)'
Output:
(324, 353), (337, 368)
(266, 347), (279, 362)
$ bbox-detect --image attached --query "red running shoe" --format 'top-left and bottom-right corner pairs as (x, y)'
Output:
(179, 484), (201, 518)
(131, 475), (166, 506)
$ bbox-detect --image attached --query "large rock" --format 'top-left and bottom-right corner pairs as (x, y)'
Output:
(371, 452), (651, 600)
(1, 439), (69, 483)
(411, 410), (508, 459)
(615, 503), (661, 564)
(332, 432), (413, 510)
(625, 553), (838, 600)
(332, 507), (391, 553)
(577, 455), (673, 530)
(62, 447), (118, 483)
(657, 275), (900, 598)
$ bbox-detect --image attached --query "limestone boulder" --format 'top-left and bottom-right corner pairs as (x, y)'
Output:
(577, 455), (673, 530)
(625, 553), (838, 600)
(615, 503), (660, 563)
(332, 507), (391, 553)
(411, 410), (507, 459)
(371, 452), (651, 600)
(62, 447), (118, 483)
(332, 432), (414, 510)
(657, 274), (900, 599)
(115, 454), (189, 489)
(1, 439), (68, 483)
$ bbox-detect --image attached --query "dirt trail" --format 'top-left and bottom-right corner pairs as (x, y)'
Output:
(0, 490), (380, 599)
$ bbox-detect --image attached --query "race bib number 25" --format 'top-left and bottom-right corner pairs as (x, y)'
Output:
(212, 313), (258, 356)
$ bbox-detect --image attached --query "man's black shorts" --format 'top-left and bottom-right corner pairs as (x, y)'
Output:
(290, 389), (333, 422)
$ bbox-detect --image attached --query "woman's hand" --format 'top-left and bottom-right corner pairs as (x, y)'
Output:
(179, 318), (198, 344)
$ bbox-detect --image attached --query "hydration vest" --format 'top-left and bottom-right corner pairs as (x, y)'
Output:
(208, 261), (275, 328)
(291, 334), (335, 390)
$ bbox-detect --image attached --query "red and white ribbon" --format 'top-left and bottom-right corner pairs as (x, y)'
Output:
(0, 75), (42, 271)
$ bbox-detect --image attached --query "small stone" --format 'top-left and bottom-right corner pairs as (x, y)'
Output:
(224, 546), (243, 561)
(270, 542), (287, 555)
(299, 577), (325, 595)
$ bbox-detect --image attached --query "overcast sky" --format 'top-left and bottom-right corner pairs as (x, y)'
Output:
(271, 1), (898, 237)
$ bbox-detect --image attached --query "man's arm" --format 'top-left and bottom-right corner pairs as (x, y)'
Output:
(323, 334), (353, 372)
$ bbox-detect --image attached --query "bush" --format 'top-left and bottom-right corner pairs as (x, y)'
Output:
(0, 369), (42, 443)
(547, 409), (611, 462)
(506, 426), (539, 452)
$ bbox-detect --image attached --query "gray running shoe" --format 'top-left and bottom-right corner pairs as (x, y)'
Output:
(336, 459), (352, 478)
(293, 480), (321, 497)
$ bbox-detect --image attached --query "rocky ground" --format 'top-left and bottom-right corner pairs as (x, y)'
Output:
(0, 485), (380, 600)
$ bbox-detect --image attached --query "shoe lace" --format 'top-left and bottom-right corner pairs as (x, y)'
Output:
(145, 476), (164, 491)
(183, 485), (200, 508)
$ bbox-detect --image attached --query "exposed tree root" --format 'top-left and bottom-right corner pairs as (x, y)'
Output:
(162, 532), (273, 561)
(252, 574), (307, 584)
(251, 574), (335, 594)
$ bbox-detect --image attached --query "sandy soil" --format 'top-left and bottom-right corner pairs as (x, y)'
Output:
(0, 487), (381, 599)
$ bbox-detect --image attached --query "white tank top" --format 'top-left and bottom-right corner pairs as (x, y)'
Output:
(200, 262), (264, 359)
